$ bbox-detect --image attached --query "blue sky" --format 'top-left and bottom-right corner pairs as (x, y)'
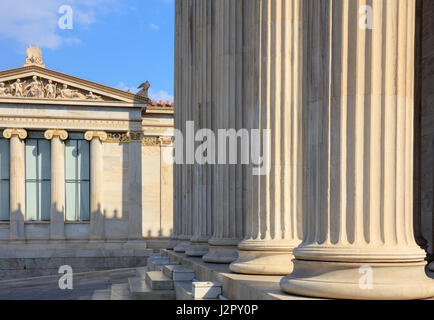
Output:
(0, 0), (174, 102)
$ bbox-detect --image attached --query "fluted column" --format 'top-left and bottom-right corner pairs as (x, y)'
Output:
(202, 0), (245, 264)
(186, 0), (214, 257)
(44, 129), (68, 240)
(3, 129), (27, 241)
(229, 0), (303, 275)
(281, 0), (434, 299)
(85, 131), (107, 241)
(174, 0), (194, 253)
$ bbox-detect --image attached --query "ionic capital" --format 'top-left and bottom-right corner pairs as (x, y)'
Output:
(3, 128), (27, 140)
(84, 131), (108, 142)
(44, 129), (68, 141)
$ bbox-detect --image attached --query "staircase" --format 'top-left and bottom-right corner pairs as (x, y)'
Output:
(89, 251), (226, 300)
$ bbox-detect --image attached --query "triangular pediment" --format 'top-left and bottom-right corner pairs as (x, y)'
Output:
(0, 65), (149, 107)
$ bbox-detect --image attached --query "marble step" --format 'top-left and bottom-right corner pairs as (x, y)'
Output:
(145, 271), (174, 290)
(128, 277), (175, 300)
(136, 267), (148, 278)
(163, 265), (195, 281)
(148, 258), (180, 272)
(91, 289), (111, 300)
(192, 282), (222, 299)
(110, 283), (131, 300)
(174, 281), (219, 301)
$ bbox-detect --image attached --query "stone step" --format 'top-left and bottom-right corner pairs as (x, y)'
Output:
(128, 277), (175, 300)
(91, 289), (111, 300)
(110, 283), (131, 300)
(148, 258), (179, 271)
(136, 267), (148, 278)
(145, 271), (174, 290)
(174, 281), (220, 300)
(77, 295), (92, 300)
(149, 260), (180, 272)
(163, 265), (195, 281)
(192, 282), (222, 299)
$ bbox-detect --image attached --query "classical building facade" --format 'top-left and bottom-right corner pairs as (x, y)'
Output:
(170, 0), (434, 299)
(0, 47), (174, 279)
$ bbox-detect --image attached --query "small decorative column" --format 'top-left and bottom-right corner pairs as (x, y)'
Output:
(85, 131), (107, 241)
(281, 0), (434, 299)
(44, 129), (68, 240)
(3, 129), (27, 241)
(229, 0), (303, 275)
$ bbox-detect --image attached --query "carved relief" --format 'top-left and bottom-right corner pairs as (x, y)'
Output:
(0, 76), (112, 101)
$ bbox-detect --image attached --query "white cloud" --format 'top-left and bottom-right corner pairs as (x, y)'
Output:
(0, 0), (120, 49)
(149, 23), (160, 31)
(149, 88), (173, 102)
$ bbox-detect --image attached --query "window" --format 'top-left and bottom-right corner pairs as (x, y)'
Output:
(65, 133), (90, 221)
(0, 135), (10, 221)
(25, 132), (51, 221)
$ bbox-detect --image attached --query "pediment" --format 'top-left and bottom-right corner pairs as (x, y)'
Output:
(0, 65), (149, 107)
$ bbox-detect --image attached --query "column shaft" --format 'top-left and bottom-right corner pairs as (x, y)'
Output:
(4, 129), (27, 241)
(230, 0), (304, 275)
(202, 0), (245, 263)
(281, 0), (434, 299)
(44, 130), (68, 240)
(85, 131), (107, 241)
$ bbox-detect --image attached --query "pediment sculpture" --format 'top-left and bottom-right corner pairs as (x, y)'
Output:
(0, 76), (104, 101)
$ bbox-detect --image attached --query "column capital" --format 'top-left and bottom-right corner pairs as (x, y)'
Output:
(3, 128), (27, 140)
(84, 131), (108, 142)
(44, 129), (68, 141)
(159, 136), (174, 147)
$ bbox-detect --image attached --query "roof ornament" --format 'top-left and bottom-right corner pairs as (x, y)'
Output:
(137, 81), (150, 98)
(24, 45), (45, 68)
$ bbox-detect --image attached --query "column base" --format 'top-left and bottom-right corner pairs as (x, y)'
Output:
(280, 259), (434, 300)
(202, 244), (238, 264)
(230, 250), (294, 275)
(174, 241), (190, 253)
(166, 239), (179, 250)
(186, 241), (209, 257)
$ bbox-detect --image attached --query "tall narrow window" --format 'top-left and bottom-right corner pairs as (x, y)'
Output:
(65, 133), (90, 221)
(0, 134), (10, 221)
(25, 132), (51, 221)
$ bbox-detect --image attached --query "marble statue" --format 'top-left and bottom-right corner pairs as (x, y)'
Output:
(44, 80), (57, 99)
(24, 45), (45, 68)
(10, 79), (24, 97)
(0, 83), (11, 97)
(137, 81), (150, 98)
(25, 76), (44, 98)
(59, 84), (86, 100)
(86, 91), (103, 101)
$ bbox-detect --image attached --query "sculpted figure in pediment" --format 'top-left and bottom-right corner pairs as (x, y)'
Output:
(44, 80), (57, 99)
(25, 76), (44, 98)
(59, 84), (86, 99)
(86, 91), (103, 101)
(0, 83), (11, 97)
(10, 79), (24, 97)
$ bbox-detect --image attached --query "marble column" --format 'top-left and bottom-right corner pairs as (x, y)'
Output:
(281, 0), (434, 299)
(44, 129), (68, 240)
(3, 129), (27, 241)
(202, 0), (245, 264)
(229, 0), (304, 276)
(186, 0), (214, 257)
(85, 131), (107, 241)
(174, 0), (194, 253)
